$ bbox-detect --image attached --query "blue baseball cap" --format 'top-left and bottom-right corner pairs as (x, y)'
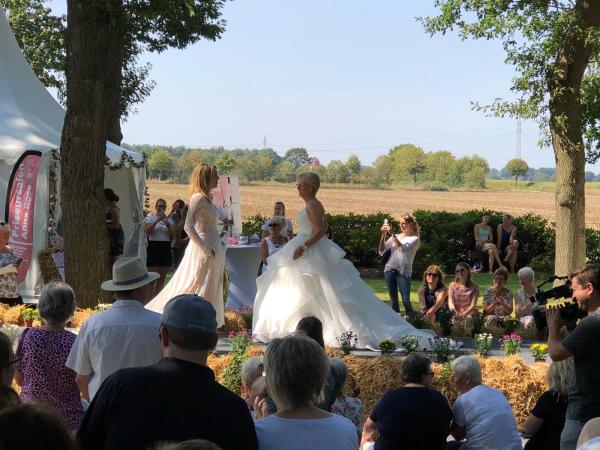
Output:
(161, 294), (217, 333)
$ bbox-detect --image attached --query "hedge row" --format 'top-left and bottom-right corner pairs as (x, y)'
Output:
(242, 209), (600, 277)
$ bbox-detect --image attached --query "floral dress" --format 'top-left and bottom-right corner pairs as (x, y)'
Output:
(331, 396), (364, 437)
(483, 287), (513, 326)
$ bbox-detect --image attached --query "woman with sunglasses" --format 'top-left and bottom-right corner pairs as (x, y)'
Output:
(260, 216), (288, 274)
(144, 198), (175, 295)
(262, 202), (294, 240)
(448, 262), (480, 326)
(417, 265), (448, 323)
(379, 214), (420, 316)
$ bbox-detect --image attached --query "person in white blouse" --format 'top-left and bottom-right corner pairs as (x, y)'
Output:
(378, 214), (420, 316)
(262, 202), (293, 240)
(259, 216), (288, 274)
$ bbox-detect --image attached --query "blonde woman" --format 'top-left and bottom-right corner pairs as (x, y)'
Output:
(379, 214), (420, 316)
(253, 173), (434, 350)
(146, 164), (227, 327)
(523, 358), (573, 450)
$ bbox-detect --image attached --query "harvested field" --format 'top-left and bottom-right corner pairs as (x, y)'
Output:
(148, 180), (600, 229)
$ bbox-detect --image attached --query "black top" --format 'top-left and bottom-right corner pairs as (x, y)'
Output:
(561, 313), (600, 421)
(77, 358), (258, 450)
(371, 386), (452, 450)
(524, 390), (568, 450)
(423, 283), (445, 310)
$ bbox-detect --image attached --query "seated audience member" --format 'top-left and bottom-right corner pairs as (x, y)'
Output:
(417, 265), (448, 322)
(0, 222), (22, 306)
(0, 331), (19, 411)
(497, 214), (520, 273)
(330, 358), (364, 439)
(577, 418), (600, 450)
(0, 404), (78, 450)
(482, 267), (513, 328)
(259, 216), (288, 274)
(361, 353), (452, 450)
(240, 356), (264, 416)
(515, 267), (542, 330)
(66, 257), (162, 402)
(449, 355), (522, 450)
(295, 315), (343, 411)
(473, 215), (504, 273)
(448, 262), (480, 327)
(262, 202), (293, 240)
(77, 295), (258, 450)
(15, 282), (84, 431)
(254, 333), (357, 450)
(523, 358), (573, 450)
(153, 440), (223, 450)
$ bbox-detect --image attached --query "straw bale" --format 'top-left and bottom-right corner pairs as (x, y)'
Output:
(69, 309), (95, 328)
(0, 303), (8, 325)
(208, 353), (232, 383)
(1, 305), (25, 325)
(247, 345), (264, 357)
(223, 311), (247, 333)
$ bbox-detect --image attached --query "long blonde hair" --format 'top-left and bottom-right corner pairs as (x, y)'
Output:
(547, 358), (573, 395)
(189, 163), (217, 199)
(401, 213), (419, 236)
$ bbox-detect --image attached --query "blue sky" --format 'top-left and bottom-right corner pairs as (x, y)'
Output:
(49, 0), (587, 170)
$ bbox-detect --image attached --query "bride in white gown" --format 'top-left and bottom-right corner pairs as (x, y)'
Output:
(252, 172), (434, 349)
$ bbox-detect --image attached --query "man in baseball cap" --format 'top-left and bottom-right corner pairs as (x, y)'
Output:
(78, 295), (258, 450)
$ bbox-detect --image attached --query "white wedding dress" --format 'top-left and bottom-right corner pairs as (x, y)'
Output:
(252, 209), (435, 349)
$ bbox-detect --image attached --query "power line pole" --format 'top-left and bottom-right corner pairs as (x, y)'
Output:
(516, 120), (522, 159)
(263, 135), (267, 149)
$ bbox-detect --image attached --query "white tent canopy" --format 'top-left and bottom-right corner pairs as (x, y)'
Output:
(0, 8), (146, 301)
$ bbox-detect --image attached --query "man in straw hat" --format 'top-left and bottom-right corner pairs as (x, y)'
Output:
(77, 294), (258, 450)
(66, 257), (162, 402)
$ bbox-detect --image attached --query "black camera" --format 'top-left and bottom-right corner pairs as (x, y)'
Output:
(531, 275), (586, 322)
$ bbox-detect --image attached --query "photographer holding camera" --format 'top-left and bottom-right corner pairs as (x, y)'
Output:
(547, 265), (600, 450)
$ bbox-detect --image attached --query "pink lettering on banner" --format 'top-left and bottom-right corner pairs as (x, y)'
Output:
(8, 153), (42, 283)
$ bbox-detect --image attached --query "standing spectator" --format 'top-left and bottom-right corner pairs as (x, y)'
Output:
(105, 188), (125, 269)
(170, 199), (186, 268)
(330, 358), (364, 439)
(0, 331), (19, 411)
(515, 267), (540, 330)
(448, 355), (522, 450)
(145, 198), (175, 295)
(262, 202), (293, 240)
(379, 214), (420, 316)
(361, 353), (452, 450)
(482, 267), (513, 328)
(260, 216), (288, 274)
(547, 264), (600, 450)
(0, 404), (78, 450)
(523, 358), (573, 450)
(254, 333), (357, 450)
(66, 257), (162, 402)
(417, 265), (448, 322)
(14, 282), (84, 431)
(77, 294), (258, 450)
(497, 214), (520, 273)
(448, 262), (480, 328)
(473, 214), (504, 272)
(0, 222), (22, 306)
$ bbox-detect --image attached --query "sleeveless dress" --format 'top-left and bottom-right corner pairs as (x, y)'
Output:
(261, 236), (287, 274)
(146, 194), (227, 326)
(252, 209), (435, 349)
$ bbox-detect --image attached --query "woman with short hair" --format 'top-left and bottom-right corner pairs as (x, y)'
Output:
(262, 202), (293, 240)
(14, 282), (84, 431)
(259, 216), (288, 274)
(515, 266), (539, 329)
(0, 331), (19, 411)
(361, 353), (452, 450)
(417, 265), (448, 322)
(240, 356), (264, 415)
(482, 267), (513, 328)
(254, 333), (358, 450)
(523, 358), (573, 450)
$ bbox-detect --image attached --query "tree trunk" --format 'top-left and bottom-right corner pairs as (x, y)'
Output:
(60, 0), (123, 308)
(549, 1), (600, 276)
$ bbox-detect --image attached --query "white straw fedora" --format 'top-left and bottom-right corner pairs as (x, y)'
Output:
(101, 257), (160, 291)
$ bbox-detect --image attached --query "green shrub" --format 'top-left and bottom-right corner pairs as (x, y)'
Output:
(241, 214), (268, 236)
(422, 181), (449, 192)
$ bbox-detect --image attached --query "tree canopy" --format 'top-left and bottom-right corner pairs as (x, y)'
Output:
(506, 158), (529, 186)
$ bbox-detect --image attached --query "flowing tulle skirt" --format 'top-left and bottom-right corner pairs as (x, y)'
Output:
(252, 234), (434, 349)
(146, 241), (226, 327)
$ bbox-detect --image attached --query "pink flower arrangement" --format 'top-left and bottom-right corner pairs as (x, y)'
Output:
(501, 332), (522, 355)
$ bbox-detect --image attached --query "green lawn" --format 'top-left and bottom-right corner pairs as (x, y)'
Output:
(364, 272), (522, 312)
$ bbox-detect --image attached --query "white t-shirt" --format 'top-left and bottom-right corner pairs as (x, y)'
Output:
(255, 414), (358, 450)
(66, 300), (162, 400)
(453, 384), (522, 450)
(382, 235), (420, 277)
(145, 214), (174, 242)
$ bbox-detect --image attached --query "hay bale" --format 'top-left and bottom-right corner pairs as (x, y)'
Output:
(247, 345), (264, 357)
(208, 353), (233, 383)
(223, 311), (247, 333)
(1, 305), (25, 325)
(69, 309), (95, 328)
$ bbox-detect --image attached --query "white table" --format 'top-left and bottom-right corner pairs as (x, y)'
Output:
(224, 244), (262, 310)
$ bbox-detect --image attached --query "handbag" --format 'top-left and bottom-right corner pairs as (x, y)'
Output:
(378, 247), (392, 266)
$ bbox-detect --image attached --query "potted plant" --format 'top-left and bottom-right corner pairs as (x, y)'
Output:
(473, 333), (493, 358)
(21, 308), (35, 327)
(379, 339), (396, 356)
(530, 343), (548, 362)
(337, 330), (358, 355)
(399, 335), (420, 354)
(501, 333), (522, 356)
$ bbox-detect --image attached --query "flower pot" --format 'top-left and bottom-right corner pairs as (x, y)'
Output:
(24, 319), (32, 327)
